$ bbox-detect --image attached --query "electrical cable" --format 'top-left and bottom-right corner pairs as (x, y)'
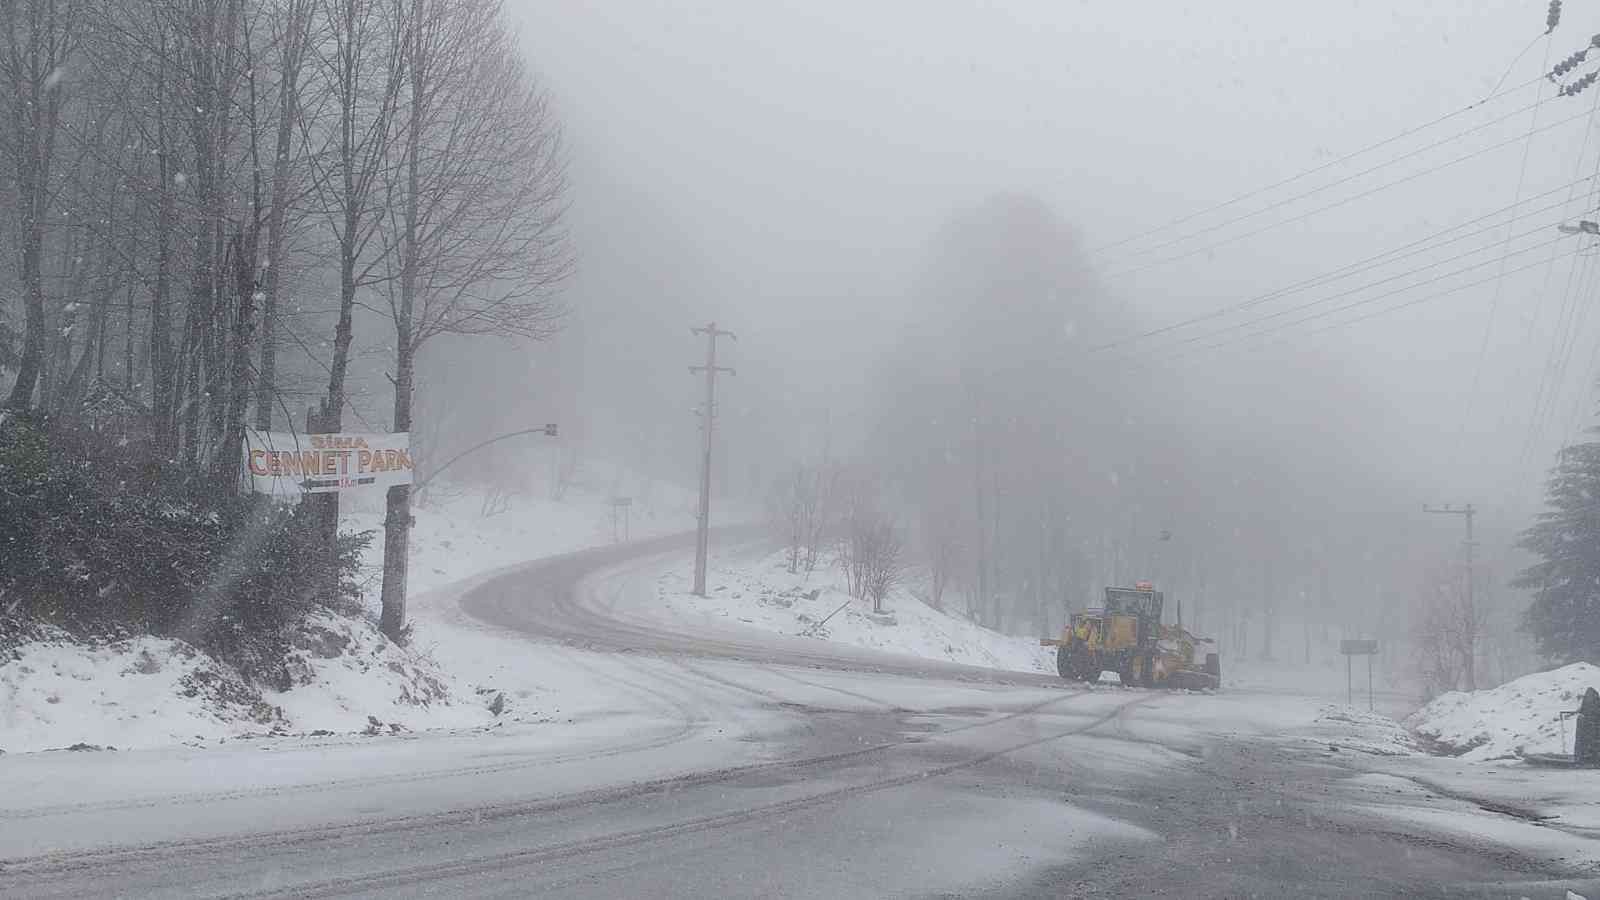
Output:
(1088, 74), (1548, 257)
(1456, 37), (1561, 465)
(1098, 104), (1596, 283)
(1098, 92), (1557, 268)
(1166, 237), (1571, 360)
(1090, 176), (1595, 354)
(1145, 222), (1563, 356)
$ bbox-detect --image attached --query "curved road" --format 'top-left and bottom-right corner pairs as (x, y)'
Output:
(3, 535), (1596, 898)
(460, 530), (1068, 687)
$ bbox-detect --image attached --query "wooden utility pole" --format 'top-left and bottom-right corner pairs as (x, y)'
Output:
(690, 323), (735, 596)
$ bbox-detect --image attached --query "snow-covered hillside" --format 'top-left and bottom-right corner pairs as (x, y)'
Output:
(1406, 662), (1600, 761)
(346, 462), (702, 599)
(657, 550), (1056, 674)
(0, 614), (483, 753)
(2, 468), (706, 754)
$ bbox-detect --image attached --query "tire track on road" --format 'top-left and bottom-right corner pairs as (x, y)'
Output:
(222, 693), (1159, 899)
(2, 689), (1112, 881)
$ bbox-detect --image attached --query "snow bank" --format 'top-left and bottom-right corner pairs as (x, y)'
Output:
(345, 463), (703, 599)
(1, 625), (280, 753)
(3, 467), (711, 754)
(273, 612), (490, 735)
(1406, 662), (1600, 761)
(1307, 705), (1418, 757)
(0, 614), (492, 754)
(658, 550), (1055, 674)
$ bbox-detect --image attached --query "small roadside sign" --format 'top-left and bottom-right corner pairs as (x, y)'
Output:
(1341, 639), (1379, 710)
(610, 497), (633, 543)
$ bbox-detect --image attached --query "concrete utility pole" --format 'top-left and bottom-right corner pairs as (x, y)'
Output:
(690, 323), (735, 596)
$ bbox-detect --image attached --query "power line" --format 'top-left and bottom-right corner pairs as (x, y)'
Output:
(1091, 176), (1594, 354)
(1114, 223), (1567, 361)
(1520, 245), (1599, 464)
(1546, 146), (1600, 408)
(1096, 92), (1556, 268)
(1165, 239), (1576, 362)
(1087, 74), (1548, 257)
(1098, 104), (1596, 284)
(1552, 291), (1600, 452)
(1456, 39), (1563, 465)
(1299, 244), (1581, 341)
(1167, 222), (1561, 353)
(1493, 157), (1600, 458)
(1516, 128), (1600, 469)
(1504, 251), (1600, 511)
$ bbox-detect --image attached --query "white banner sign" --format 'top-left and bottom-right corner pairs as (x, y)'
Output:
(244, 430), (413, 496)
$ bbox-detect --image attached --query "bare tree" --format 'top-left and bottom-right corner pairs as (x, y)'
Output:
(254, 0), (317, 431)
(0, 0), (79, 410)
(300, 0), (406, 595)
(837, 472), (905, 614)
(921, 501), (963, 612)
(799, 461), (838, 575)
(371, 0), (568, 638)
(765, 464), (803, 572)
(1412, 560), (1487, 699)
(770, 460), (831, 575)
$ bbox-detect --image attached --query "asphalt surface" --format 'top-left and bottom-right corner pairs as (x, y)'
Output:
(459, 529), (1067, 688)
(5, 534), (1598, 898)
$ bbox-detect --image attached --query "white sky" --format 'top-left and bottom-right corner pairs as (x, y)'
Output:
(507, 0), (1600, 542)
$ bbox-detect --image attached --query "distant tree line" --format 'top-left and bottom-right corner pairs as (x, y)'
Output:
(765, 195), (1461, 682)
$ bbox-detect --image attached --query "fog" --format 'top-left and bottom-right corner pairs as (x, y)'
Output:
(452, 0), (1600, 677)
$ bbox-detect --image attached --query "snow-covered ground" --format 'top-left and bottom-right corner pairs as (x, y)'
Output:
(656, 549), (1056, 674)
(1301, 704), (1421, 757)
(1, 627), (276, 753)
(347, 461), (702, 599)
(1407, 662), (1600, 761)
(1, 465), (708, 754)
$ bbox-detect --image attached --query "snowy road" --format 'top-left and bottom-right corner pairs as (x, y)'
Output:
(4, 537), (1599, 898)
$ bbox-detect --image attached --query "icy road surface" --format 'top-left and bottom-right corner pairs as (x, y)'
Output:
(4, 536), (1599, 898)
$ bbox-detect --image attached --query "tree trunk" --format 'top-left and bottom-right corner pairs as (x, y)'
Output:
(1260, 560), (1276, 661)
(151, 60), (177, 450)
(255, 0), (308, 432)
(123, 284), (134, 394)
(1, 0), (66, 412)
(217, 229), (256, 490)
(379, 349), (413, 637)
(378, 0), (424, 639)
(5, 212), (45, 410)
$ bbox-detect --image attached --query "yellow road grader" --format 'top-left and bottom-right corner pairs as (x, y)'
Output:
(1041, 582), (1220, 690)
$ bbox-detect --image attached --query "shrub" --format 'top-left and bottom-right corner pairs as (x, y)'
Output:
(0, 413), (370, 688)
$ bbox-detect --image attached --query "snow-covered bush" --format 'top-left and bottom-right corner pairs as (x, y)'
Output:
(0, 414), (370, 689)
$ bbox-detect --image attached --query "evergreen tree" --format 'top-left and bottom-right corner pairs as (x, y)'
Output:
(1513, 441), (1600, 662)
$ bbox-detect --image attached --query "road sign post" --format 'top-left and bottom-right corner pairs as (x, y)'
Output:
(1341, 639), (1379, 711)
(610, 497), (632, 544)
